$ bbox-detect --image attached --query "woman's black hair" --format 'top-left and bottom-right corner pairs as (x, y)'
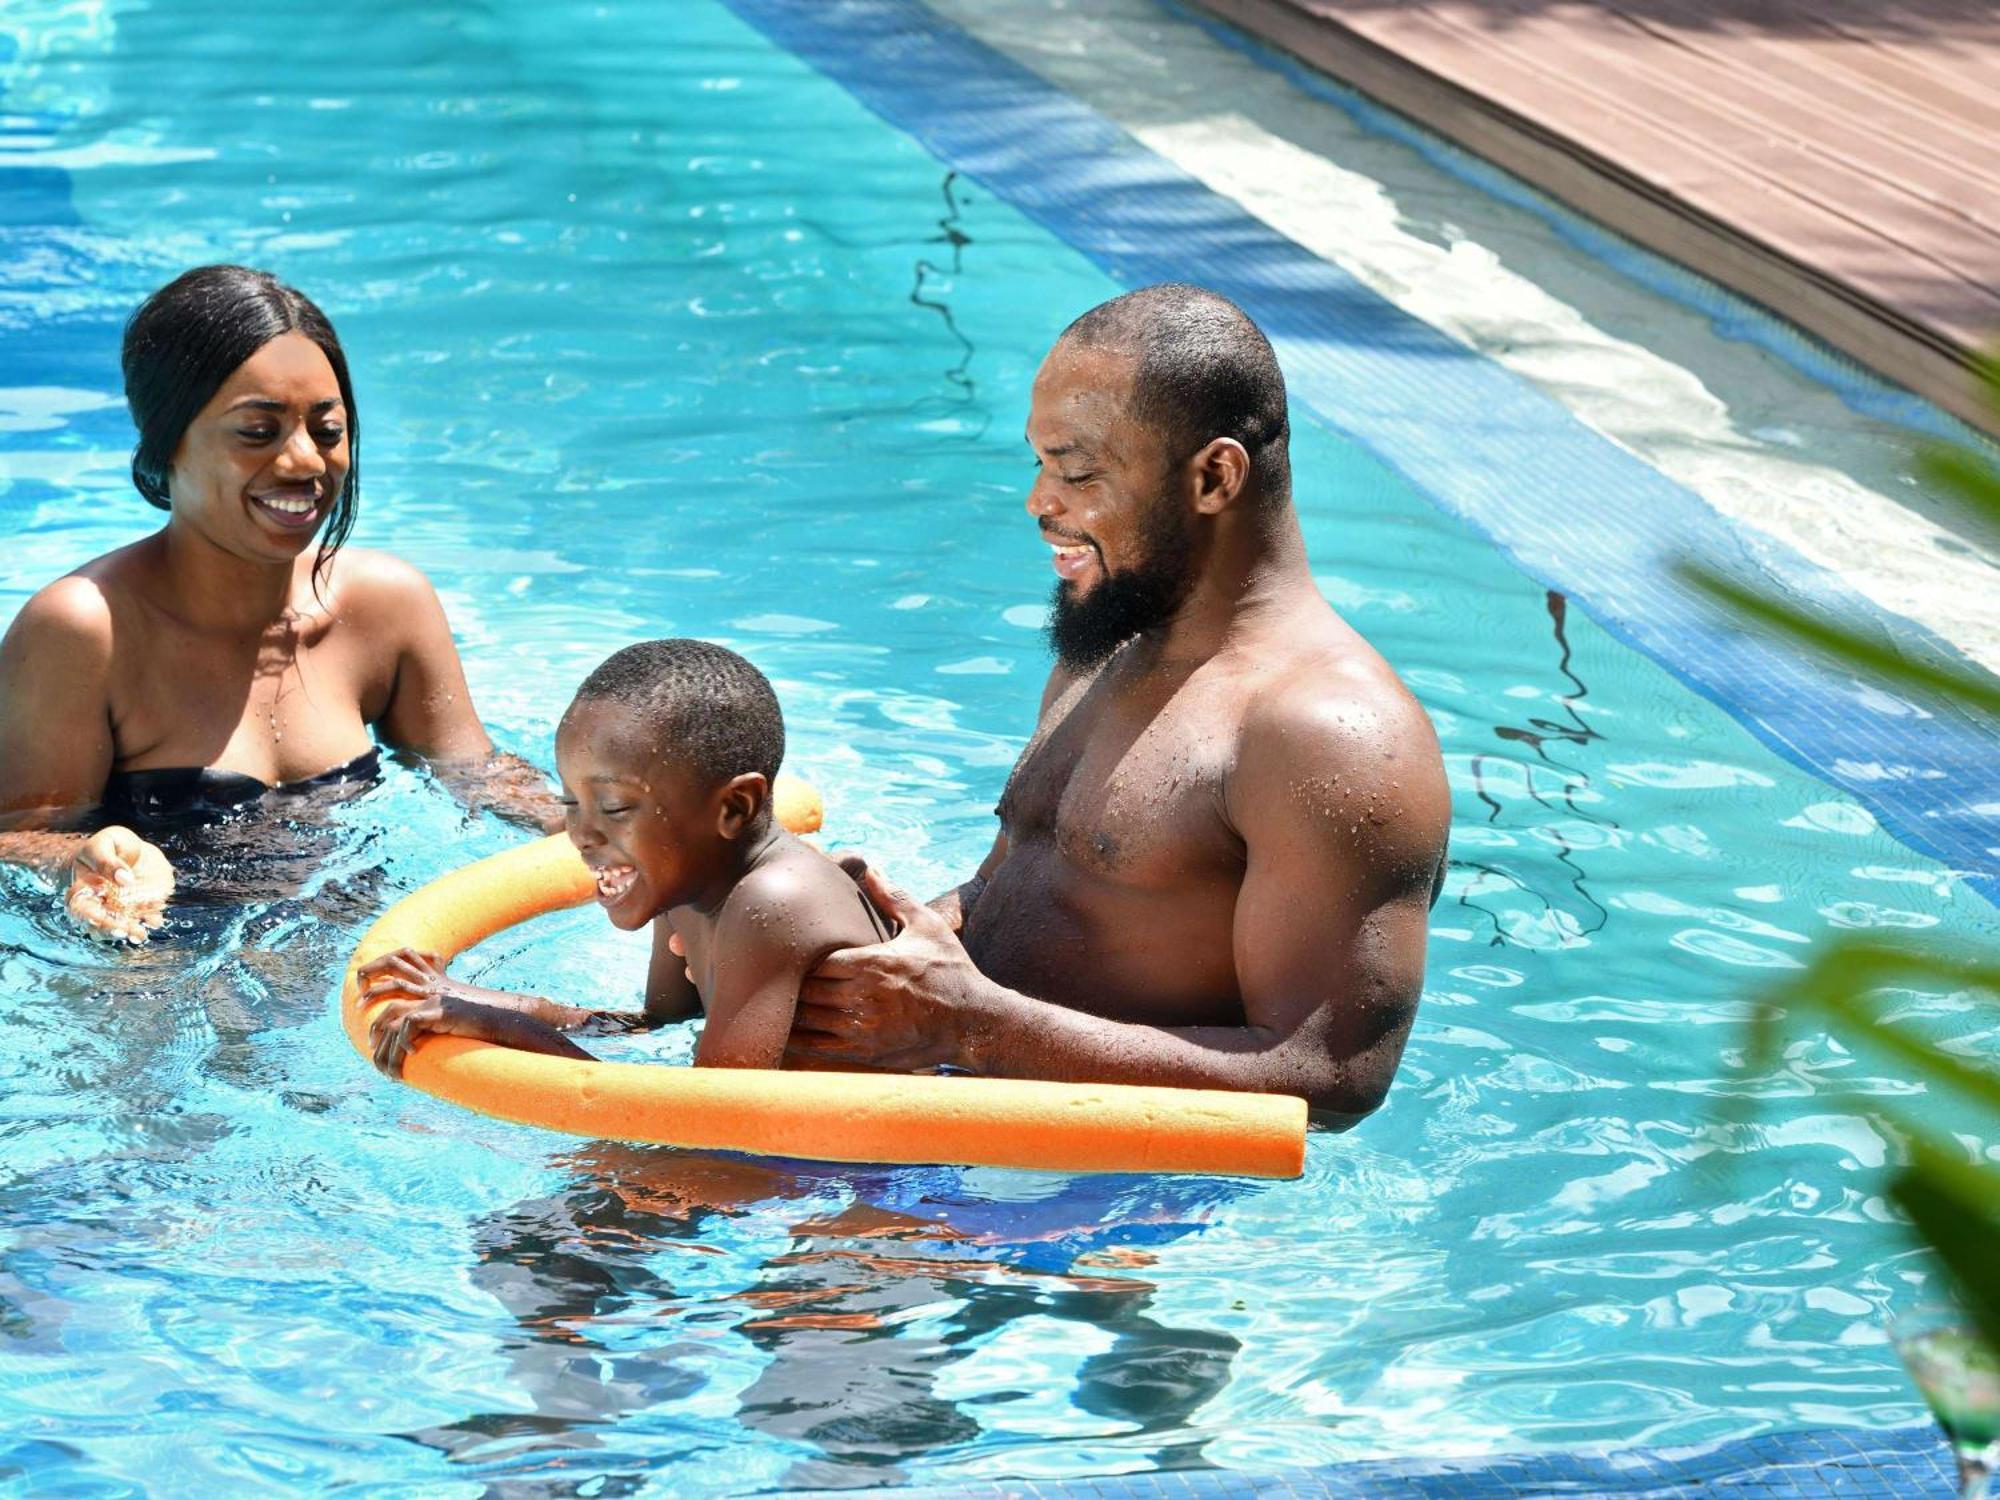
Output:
(122, 264), (359, 586)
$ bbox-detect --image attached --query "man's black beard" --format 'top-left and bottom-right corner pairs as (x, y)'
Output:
(1046, 502), (1197, 671)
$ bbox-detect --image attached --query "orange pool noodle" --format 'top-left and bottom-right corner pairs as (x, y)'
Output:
(340, 794), (1307, 1178)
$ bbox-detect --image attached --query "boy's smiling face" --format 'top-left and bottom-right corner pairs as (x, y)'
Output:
(555, 698), (722, 929)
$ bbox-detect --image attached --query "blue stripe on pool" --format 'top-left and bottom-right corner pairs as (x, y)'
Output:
(720, 0), (1999, 906)
(788, 1421), (1960, 1496)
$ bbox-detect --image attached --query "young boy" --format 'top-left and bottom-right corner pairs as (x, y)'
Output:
(358, 639), (888, 1076)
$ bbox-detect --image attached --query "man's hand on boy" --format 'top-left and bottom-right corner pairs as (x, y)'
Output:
(791, 860), (1000, 1073)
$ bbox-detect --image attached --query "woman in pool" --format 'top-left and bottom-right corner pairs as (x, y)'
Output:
(0, 264), (561, 940)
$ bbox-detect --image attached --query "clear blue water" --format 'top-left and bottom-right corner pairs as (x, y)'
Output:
(1, 0), (1995, 1493)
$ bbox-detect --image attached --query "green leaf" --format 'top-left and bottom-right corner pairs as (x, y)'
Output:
(1677, 561), (2000, 720)
(1813, 984), (2000, 1115)
(1891, 1158), (2000, 1357)
(1700, 346), (2000, 1376)
(1918, 447), (2000, 525)
(1738, 936), (1999, 1132)
(1975, 351), (2000, 421)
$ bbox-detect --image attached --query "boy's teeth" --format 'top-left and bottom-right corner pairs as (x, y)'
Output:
(595, 865), (636, 900)
(260, 495), (315, 514)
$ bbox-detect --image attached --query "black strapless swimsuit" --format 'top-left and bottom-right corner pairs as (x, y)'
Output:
(86, 748), (385, 948)
(99, 747), (382, 827)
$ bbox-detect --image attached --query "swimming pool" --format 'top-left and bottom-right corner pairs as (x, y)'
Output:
(2, 0), (1994, 1493)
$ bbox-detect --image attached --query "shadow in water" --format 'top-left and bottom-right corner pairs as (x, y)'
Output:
(1452, 589), (1616, 948)
(904, 170), (989, 437)
(401, 1147), (1247, 1493)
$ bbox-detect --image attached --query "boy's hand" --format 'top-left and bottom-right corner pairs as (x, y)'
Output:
(368, 989), (591, 1076)
(357, 947), (459, 1007)
(66, 826), (174, 943)
(358, 948), (464, 1077)
(367, 990), (504, 1078)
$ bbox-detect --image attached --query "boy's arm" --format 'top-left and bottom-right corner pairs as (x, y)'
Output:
(358, 943), (694, 1036)
(693, 866), (864, 1069)
(359, 947), (596, 1027)
(643, 916), (703, 1026)
(368, 993), (592, 1079)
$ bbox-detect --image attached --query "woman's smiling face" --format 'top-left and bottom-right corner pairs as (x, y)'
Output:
(167, 331), (350, 562)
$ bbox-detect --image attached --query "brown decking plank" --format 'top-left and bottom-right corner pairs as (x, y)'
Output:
(1740, 0), (2000, 42)
(1562, 4), (2000, 202)
(1693, 163), (2000, 344)
(1191, 0), (2000, 436)
(1604, 7), (2000, 184)
(1742, 22), (2000, 123)
(1423, 0), (2000, 249)
(1331, 2), (2000, 309)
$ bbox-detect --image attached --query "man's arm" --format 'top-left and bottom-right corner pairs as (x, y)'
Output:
(791, 688), (1449, 1121)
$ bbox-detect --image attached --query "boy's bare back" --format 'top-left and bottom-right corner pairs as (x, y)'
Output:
(667, 832), (888, 1069)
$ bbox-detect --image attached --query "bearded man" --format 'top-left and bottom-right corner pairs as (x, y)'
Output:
(790, 284), (1450, 1123)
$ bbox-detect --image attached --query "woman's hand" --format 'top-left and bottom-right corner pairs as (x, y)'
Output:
(65, 826), (174, 943)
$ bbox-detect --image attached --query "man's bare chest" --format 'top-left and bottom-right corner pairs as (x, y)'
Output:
(998, 679), (1240, 883)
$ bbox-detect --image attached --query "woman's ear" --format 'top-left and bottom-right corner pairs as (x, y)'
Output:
(714, 772), (771, 840)
(1190, 437), (1251, 514)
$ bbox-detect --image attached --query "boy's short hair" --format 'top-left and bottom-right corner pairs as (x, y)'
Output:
(570, 639), (785, 787)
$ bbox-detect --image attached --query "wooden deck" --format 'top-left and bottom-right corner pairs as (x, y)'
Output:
(1192, 0), (2000, 438)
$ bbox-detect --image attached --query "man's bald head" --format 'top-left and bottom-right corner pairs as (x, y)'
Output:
(1057, 283), (1290, 502)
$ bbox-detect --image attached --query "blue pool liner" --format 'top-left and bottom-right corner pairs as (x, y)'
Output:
(719, 0), (1999, 908)
(789, 1421), (1960, 1497)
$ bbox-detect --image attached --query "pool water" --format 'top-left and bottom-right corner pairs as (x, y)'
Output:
(2, 0), (1995, 1492)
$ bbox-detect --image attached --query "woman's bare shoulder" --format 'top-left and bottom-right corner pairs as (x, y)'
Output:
(3, 570), (118, 662)
(320, 547), (449, 629)
(325, 545), (437, 598)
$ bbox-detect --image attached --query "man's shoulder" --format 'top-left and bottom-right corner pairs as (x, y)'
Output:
(1237, 613), (1434, 763)
(1228, 624), (1449, 856)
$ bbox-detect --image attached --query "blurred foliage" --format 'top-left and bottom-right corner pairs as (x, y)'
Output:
(1679, 353), (2000, 1355)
